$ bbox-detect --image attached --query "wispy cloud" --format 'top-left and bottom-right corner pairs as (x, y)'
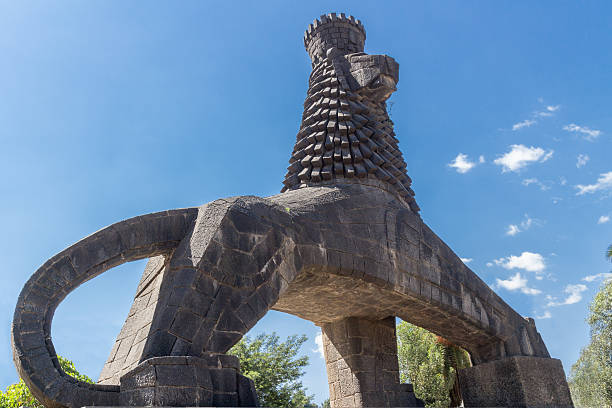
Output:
(535, 105), (560, 117)
(575, 171), (612, 195)
(547, 284), (587, 306)
(494, 145), (553, 172)
(576, 154), (589, 168)
(563, 123), (602, 141)
(522, 177), (550, 191)
(506, 225), (520, 236)
(536, 310), (552, 319)
(460, 258), (473, 264)
(512, 119), (536, 131)
(448, 153), (478, 174)
(582, 272), (612, 283)
(598, 215), (610, 224)
(505, 215), (537, 237)
(494, 252), (546, 274)
(313, 333), (325, 358)
(511, 104), (560, 130)
(496, 272), (541, 295)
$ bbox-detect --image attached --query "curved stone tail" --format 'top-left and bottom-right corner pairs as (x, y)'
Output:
(11, 209), (197, 408)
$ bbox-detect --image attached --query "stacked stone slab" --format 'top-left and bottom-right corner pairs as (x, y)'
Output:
(11, 12), (573, 408)
(322, 317), (423, 407)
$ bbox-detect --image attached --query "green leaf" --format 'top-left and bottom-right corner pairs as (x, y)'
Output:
(229, 332), (315, 408)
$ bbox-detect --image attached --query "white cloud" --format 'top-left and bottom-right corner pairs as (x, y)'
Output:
(582, 272), (612, 283)
(563, 123), (602, 141)
(522, 178), (538, 186)
(522, 178), (549, 191)
(559, 176), (567, 186)
(505, 215), (536, 236)
(547, 284), (587, 307)
(494, 145), (553, 172)
(576, 154), (589, 168)
(535, 105), (560, 118)
(512, 119), (536, 131)
(576, 171), (612, 195)
(448, 153), (477, 174)
(460, 258), (473, 264)
(506, 225), (520, 236)
(598, 215), (610, 224)
(495, 252), (546, 273)
(478, 155), (485, 163)
(486, 262), (493, 267)
(521, 177), (550, 191)
(496, 273), (542, 295)
(536, 311), (552, 319)
(313, 333), (325, 358)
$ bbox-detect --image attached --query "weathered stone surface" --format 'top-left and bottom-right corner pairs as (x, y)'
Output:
(118, 355), (256, 407)
(458, 356), (573, 407)
(322, 317), (424, 407)
(11, 13), (572, 408)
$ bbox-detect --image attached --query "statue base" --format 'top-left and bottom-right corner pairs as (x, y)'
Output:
(118, 355), (257, 407)
(458, 356), (573, 407)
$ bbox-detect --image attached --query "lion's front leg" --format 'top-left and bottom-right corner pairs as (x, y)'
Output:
(104, 196), (299, 406)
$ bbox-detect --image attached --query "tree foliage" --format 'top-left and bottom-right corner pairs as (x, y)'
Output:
(229, 332), (316, 408)
(569, 275), (612, 407)
(0, 356), (92, 408)
(397, 320), (471, 408)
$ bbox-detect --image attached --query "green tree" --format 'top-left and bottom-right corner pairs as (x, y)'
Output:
(569, 274), (612, 407)
(0, 356), (92, 408)
(229, 332), (315, 408)
(396, 320), (471, 408)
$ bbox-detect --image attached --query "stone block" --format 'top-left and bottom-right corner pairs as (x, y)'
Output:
(118, 355), (255, 407)
(458, 356), (573, 407)
(119, 364), (155, 390)
(237, 374), (258, 407)
(210, 368), (237, 393)
(169, 309), (200, 341)
(213, 392), (239, 407)
(155, 364), (196, 387)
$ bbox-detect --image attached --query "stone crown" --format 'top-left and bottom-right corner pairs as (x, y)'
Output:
(304, 13), (366, 66)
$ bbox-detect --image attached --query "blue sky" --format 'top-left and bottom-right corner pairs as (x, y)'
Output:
(1, 1), (611, 404)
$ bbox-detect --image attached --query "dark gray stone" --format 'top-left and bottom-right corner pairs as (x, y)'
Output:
(458, 356), (573, 407)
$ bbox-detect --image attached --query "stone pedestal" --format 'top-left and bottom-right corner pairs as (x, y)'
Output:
(457, 356), (573, 407)
(118, 355), (257, 407)
(321, 316), (423, 407)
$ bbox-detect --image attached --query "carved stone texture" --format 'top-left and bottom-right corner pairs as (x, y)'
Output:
(119, 355), (257, 407)
(322, 317), (424, 407)
(11, 13), (573, 408)
(304, 13), (366, 66)
(457, 356), (574, 407)
(283, 13), (419, 214)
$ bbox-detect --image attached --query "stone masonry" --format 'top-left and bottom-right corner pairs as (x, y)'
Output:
(11, 13), (573, 408)
(322, 317), (423, 407)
